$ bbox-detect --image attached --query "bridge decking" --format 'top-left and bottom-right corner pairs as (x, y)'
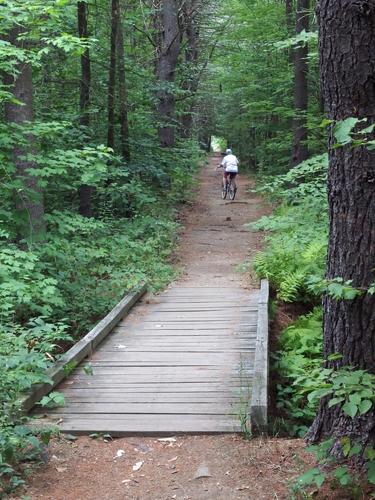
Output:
(36, 286), (261, 435)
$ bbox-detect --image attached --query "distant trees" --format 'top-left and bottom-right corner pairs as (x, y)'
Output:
(78, 1), (93, 217)
(291, 0), (310, 166)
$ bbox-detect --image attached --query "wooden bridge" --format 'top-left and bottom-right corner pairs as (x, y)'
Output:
(29, 282), (269, 436)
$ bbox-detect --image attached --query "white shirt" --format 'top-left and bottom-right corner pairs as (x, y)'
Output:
(221, 154), (239, 173)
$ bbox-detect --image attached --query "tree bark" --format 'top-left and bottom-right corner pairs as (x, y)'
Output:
(155, 0), (181, 148)
(116, 1), (131, 162)
(107, 0), (119, 150)
(307, 0), (375, 445)
(180, 0), (200, 139)
(291, 0), (309, 167)
(78, 1), (93, 217)
(285, 0), (294, 63)
(4, 28), (45, 243)
(286, 0), (293, 28)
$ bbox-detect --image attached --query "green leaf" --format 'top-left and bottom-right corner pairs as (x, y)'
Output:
(367, 461), (375, 485)
(334, 466), (351, 486)
(341, 437), (351, 457)
(366, 447), (375, 461)
(64, 434), (78, 442)
(297, 467), (326, 488)
(83, 364), (93, 376)
(342, 401), (358, 419)
(359, 399), (373, 415)
(334, 117), (364, 145)
(328, 397), (344, 408)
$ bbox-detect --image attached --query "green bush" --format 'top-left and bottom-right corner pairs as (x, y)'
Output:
(274, 308), (323, 436)
(0, 321), (69, 494)
(252, 199), (327, 302)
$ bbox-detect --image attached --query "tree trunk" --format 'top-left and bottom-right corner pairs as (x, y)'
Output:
(155, 0), (181, 148)
(116, 1), (131, 162)
(78, 1), (93, 217)
(285, 0), (294, 32)
(291, 0), (309, 167)
(307, 0), (375, 445)
(180, 0), (200, 139)
(4, 28), (45, 243)
(107, 0), (119, 150)
(285, 0), (294, 63)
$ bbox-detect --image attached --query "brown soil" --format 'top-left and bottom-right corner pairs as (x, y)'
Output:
(20, 156), (316, 500)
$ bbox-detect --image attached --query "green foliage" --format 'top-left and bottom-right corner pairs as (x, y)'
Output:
(274, 308), (323, 435)
(0, 322), (67, 494)
(252, 200), (327, 302)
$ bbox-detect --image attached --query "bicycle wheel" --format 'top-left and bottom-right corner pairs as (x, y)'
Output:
(228, 177), (237, 201)
(221, 180), (227, 199)
(228, 178), (236, 201)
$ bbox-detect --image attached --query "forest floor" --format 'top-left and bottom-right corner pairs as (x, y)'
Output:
(22, 157), (314, 500)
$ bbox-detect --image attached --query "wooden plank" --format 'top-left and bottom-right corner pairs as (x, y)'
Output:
(61, 379), (248, 394)
(44, 402), (243, 415)
(88, 351), (249, 361)
(21, 284), (147, 412)
(36, 416), (242, 435)
(59, 392), (241, 402)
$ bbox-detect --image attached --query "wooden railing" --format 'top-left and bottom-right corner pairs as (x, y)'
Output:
(250, 279), (269, 434)
(22, 284), (147, 412)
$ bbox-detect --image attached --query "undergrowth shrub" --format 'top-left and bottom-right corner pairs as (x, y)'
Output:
(0, 321), (69, 494)
(252, 199), (327, 302)
(274, 308), (323, 436)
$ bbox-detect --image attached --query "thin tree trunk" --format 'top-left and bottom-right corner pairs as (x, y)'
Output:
(78, 1), (93, 217)
(116, 1), (131, 162)
(155, 0), (181, 148)
(291, 0), (309, 167)
(285, 0), (294, 31)
(4, 28), (45, 243)
(107, 0), (119, 150)
(307, 0), (375, 446)
(285, 0), (294, 63)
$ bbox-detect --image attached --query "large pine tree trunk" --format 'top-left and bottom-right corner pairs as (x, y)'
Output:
(155, 0), (181, 148)
(307, 0), (375, 445)
(4, 28), (45, 243)
(291, 0), (309, 167)
(107, 0), (119, 149)
(116, 1), (131, 162)
(78, 1), (93, 217)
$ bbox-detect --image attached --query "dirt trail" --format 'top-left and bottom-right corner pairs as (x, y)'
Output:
(174, 155), (265, 288)
(23, 158), (311, 500)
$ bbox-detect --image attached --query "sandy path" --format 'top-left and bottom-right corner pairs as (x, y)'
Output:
(22, 159), (311, 500)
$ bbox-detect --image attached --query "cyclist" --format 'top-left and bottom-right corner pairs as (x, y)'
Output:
(219, 148), (239, 192)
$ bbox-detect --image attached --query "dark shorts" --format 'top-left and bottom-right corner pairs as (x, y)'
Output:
(224, 171), (237, 179)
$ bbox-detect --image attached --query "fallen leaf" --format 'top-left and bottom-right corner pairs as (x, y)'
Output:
(194, 464), (212, 479)
(133, 461), (144, 472)
(157, 437), (176, 443)
(55, 466), (67, 473)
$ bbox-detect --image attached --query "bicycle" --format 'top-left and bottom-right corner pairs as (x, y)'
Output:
(221, 173), (237, 201)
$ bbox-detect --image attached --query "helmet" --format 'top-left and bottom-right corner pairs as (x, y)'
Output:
(225, 148), (232, 155)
